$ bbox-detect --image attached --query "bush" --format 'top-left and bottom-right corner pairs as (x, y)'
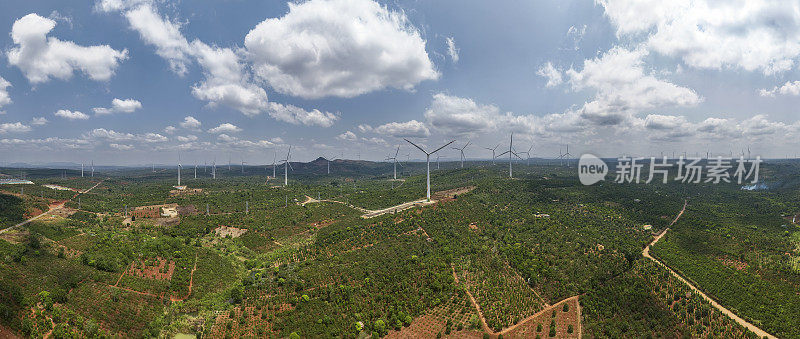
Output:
(563, 303), (569, 312)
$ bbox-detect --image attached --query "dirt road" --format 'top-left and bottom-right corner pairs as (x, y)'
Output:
(643, 200), (776, 339)
(0, 179), (105, 235)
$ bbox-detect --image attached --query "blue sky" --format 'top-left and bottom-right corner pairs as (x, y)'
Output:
(0, 0), (799, 165)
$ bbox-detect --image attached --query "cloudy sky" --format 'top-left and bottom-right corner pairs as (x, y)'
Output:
(0, 0), (799, 165)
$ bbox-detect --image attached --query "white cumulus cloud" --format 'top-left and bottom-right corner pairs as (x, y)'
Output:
(122, 3), (192, 75)
(190, 41), (269, 116)
(208, 123), (242, 134)
(537, 62), (563, 88)
(180, 116), (201, 130)
(424, 93), (503, 135)
(93, 98), (142, 115)
(597, 0), (800, 75)
(7, 13), (128, 83)
(31, 117), (48, 126)
(566, 47), (702, 125)
(374, 120), (431, 138)
(268, 103), (339, 128)
(336, 131), (358, 141)
(0, 77), (11, 109)
(244, 0), (439, 99)
(55, 109), (89, 120)
(109, 143), (134, 150)
(0, 122), (32, 134)
(759, 80), (800, 97)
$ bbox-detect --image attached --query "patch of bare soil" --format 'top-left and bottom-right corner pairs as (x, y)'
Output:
(177, 204), (199, 216)
(432, 186), (476, 202)
(214, 225), (248, 238)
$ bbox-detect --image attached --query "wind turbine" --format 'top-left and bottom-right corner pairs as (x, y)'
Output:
(386, 146), (401, 180)
(194, 164), (197, 179)
(81, 163), (84, 177)
(404, 139), (455, 201)
(241, 161), (246, 174)
(496, 133), (523, 178)
(519, 145), (533, 165)
(177, 158), (182, 187)
(558, 145), (572, 167)
(212, 159), (217, 179)
(452, 141), (471, 168)
(484, 144), (500, 165)
(436, 155), (441, 170)
(281, 147), (293, 186)
(91, 160), (94, 177)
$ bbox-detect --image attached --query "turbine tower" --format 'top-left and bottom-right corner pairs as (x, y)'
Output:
(241, 161), (246, 174)
(484, 144), (500, 165)
(177, 162), (182, 186)
(281, 146), (293, 186)
(385, 146), (401, 180)
(194, 164), (197, 179)
(325, 153), (338, 175)
(496, 133), (523, 178)
(212, 159), (217, 179)
(452, 141), (471, 168)
(81, 163), (84, 177)
(91, 160), (94, 177)
(404, 139), (455, 201)
(272, 151), (277, 178)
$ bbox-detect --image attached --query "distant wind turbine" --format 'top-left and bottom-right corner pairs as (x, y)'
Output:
(484, 144), (500, 165)
(405, 139), (456, 201)
(519, 145), (533, 165)
(385, 146), (401, 180)
(281, 147), (293, 186)
(496, 133), (523, 178)
(452, 141), (471, 168)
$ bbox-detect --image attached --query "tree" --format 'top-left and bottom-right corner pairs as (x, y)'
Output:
(230, 287), (242, 304)
(374, 319), (387, 336)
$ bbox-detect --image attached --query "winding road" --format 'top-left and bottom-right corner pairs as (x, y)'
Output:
(643, 199), (776, 339)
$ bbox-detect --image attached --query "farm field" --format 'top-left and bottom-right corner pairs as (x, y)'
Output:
(0, 160), (798, 338)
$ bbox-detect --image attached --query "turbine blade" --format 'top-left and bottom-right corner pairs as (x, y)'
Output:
(404, 138), (427, 154)
(430, 140), (456, 154)
(496, 151), (510, 158)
